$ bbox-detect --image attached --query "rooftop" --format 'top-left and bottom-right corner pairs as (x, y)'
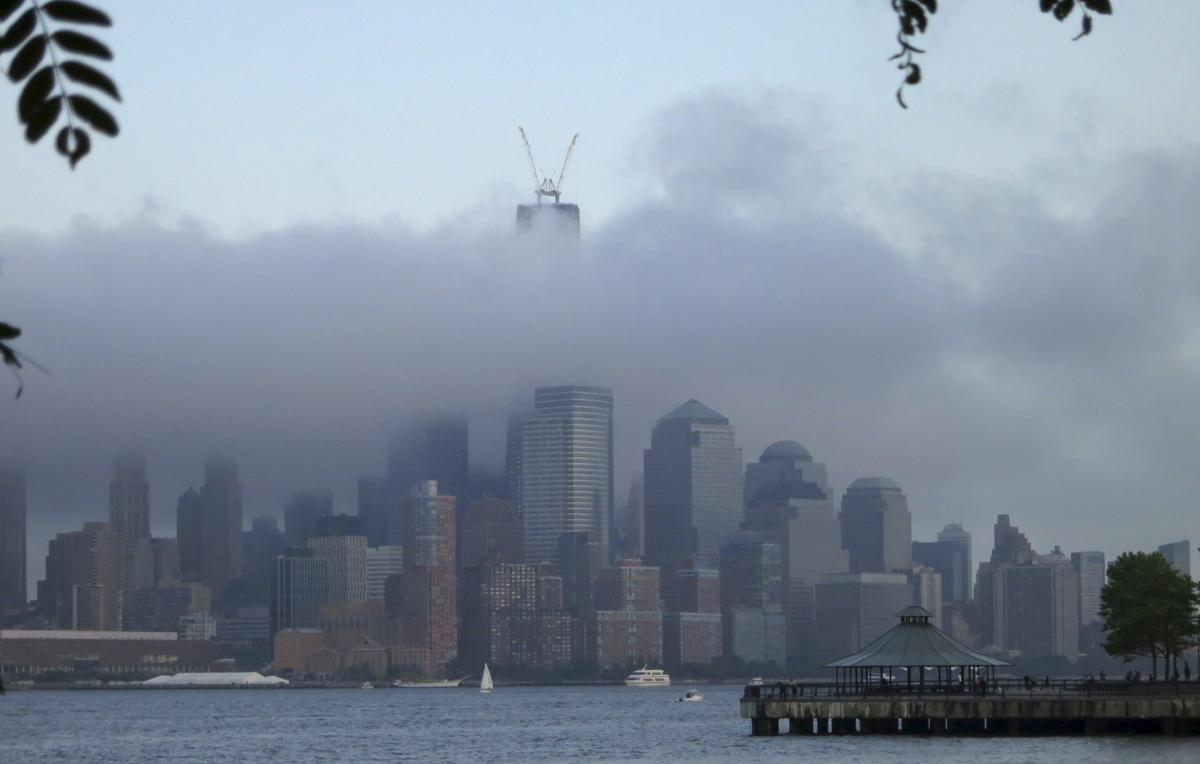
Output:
(0, 630), (178, 641)
(760, 440), (813, 463)
(659, 399), (729, 425)
(825, 609), (1010, 669)
(846, 477), (902, 493)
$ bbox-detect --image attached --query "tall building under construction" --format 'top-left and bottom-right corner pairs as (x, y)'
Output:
(516, 127), (581, 238)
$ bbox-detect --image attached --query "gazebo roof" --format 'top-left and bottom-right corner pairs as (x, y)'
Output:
(824, 606), (1010, 669)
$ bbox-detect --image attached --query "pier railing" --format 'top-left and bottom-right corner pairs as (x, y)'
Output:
(743, 679), (1200, 701)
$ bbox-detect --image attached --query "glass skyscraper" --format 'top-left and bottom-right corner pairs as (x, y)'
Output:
(519, 385), (613, 566)
(838, 477), (912, 575)
(644, 399), (743, 608)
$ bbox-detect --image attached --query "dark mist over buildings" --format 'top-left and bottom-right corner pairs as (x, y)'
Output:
(0, 92), (1198, 596)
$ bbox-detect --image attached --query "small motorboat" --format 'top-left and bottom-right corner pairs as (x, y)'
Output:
(359, 682), (374, 689)
(679, 688), (704, 702)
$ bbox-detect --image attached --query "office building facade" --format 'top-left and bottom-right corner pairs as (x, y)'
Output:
(400, 481), (457, 675)
(520, 386), (613, 566)
(0, 464), (27, 620)
(308, 516), (368, 603)
(742, 440), (847, 665)
(269, 547), (328, 638)
(839, 477), (912, 575)
(177, 458), (243, 596)
(47, 522), (123, 630)
(644, 399), (742, 607)
(109, 451), (150, 542)
(1157, 540), (1191, 577)
(284, 489), (334, 548)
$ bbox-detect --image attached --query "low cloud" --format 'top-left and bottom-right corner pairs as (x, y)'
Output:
(2, 90), (1198, 588)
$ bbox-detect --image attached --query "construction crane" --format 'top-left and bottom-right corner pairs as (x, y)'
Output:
(519, 127), (579, 205)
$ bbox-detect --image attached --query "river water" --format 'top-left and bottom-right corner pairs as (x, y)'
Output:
(0, 684), (1193, 762)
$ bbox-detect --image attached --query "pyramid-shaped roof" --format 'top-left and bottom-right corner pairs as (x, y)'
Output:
(659, 399), (728, 424)
(825, 608), (1009, 668)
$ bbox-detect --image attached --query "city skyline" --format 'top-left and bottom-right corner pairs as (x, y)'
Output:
(3, 6), (1200, 601)
(3, 387), (1196, 600)
(3, 407), (1191, 683)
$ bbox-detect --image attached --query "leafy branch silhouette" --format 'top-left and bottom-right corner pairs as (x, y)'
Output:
(0, 0), (119, 168)
(0, 1), (117, 394)
(892, 0), (1114, 108)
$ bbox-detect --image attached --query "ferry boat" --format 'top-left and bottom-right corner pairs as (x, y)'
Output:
(625, 666), (671, 687)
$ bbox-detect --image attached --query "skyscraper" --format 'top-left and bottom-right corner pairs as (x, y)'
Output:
(587, 559), (662, 669)
(990, 514), (1035, 566)
(557, 530), (601, 612)
(177, 488), (203, 583)
(242, 516), (287, 602)
(622, 475), (645, 560)
(742, 440), (847, 664)
(47, 522), (122, 630)
(283, 488), (334, 548)
(0, 464), (26, 620)
(911, 524), (973, 607)
(400, 481), (457, 675)
(176, 458), (243, 596)
(388, 416), (470, 562)
(462, 561), (571, 670)
(269, 546), (328, 638)
(109, 451), (150, 542)
(503, 407), (529, 503)
(663, 562), (722, 670)
(939, 523), (973, 601)
(1071, 550), (1105, 627)
(366, 545), (404, 601)
(839, 477), (912, 574)
(996, 550), (1080, 661)
(1157, 540), (1191, 577)
(719, 530), (785, 664)
(356, 476), (392, 548)
(387, 416), (469, 500)
(975, 520), (1081, 661)
(644, 399), (743, 607)
(307, 515), (368, 603)
(460, 496), (521, 568)
(520, 386), (613, 565)
(811, 572), (913, 664)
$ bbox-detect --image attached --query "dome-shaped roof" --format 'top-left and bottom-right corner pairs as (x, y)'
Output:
(760, 440), (813, 463)
(847, 477), (902, 492)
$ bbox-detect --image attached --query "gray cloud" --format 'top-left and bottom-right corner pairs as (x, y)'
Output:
(2, 90), (1198, 591)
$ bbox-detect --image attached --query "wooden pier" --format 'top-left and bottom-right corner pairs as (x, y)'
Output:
(741, 681), (1200, 736)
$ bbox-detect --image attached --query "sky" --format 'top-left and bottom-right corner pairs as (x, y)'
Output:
(2, 2), (1199, 593)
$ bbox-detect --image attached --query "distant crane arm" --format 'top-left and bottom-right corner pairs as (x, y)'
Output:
(555, 133), (579, 196)
(518, 126), (542, 191)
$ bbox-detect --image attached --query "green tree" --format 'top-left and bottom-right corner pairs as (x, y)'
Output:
(1100, 551), (1200, 679)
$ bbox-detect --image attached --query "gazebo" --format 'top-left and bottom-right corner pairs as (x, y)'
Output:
(824, 605), (1009, 693)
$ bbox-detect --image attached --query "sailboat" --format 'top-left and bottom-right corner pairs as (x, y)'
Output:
(480, 663), (494, 694)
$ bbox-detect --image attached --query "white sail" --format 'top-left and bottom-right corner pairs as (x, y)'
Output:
(480, 663), (493, 693)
